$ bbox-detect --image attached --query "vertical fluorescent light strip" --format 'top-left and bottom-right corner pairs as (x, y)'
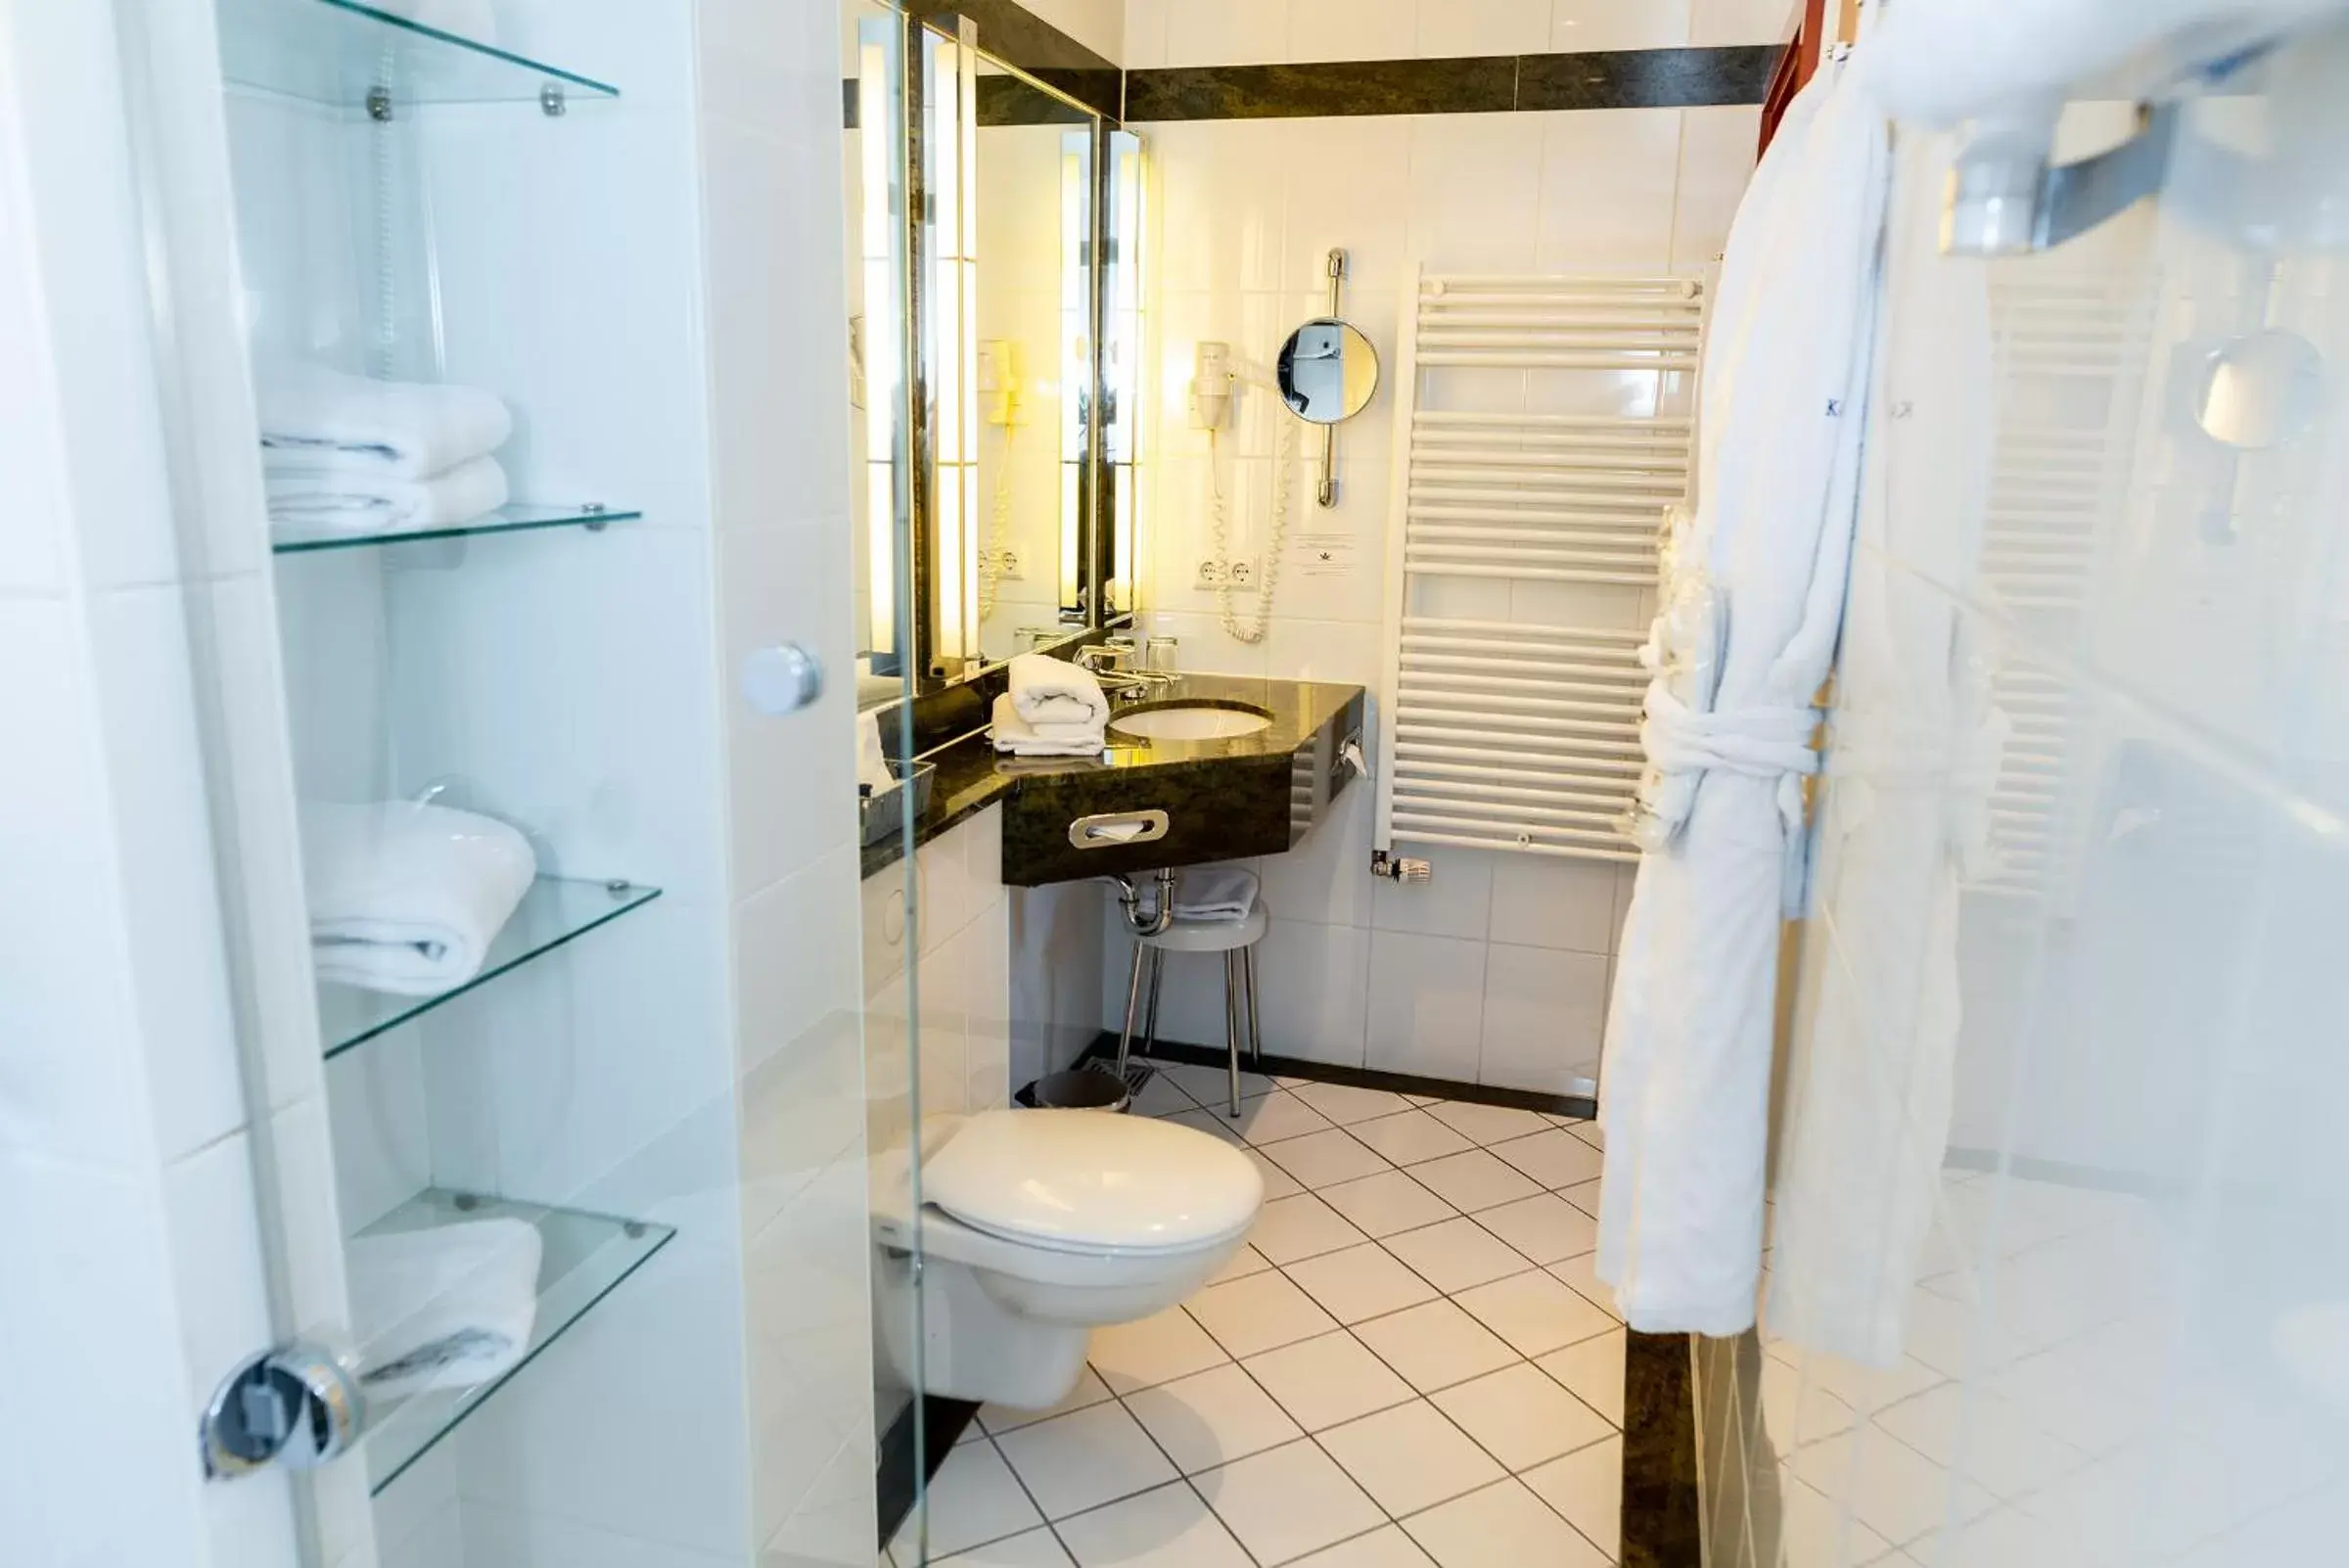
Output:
(1058, 133), (1088, 614)
(858, 23), (898, 659)
(956, 31), (981, 655)
(928, 25), (982, 668)
(1109, 132), (1144, 615)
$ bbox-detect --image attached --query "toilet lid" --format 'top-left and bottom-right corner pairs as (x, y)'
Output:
(924, 1108), (1264, 1254)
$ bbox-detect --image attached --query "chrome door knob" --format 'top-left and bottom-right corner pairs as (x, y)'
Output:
(741, 643), (825, 715)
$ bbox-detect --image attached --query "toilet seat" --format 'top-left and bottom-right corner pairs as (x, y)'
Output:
(922, 1108), (1262, 1257)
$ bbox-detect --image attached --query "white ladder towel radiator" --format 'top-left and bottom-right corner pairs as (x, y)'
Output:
(1374, 270), (1706, 866)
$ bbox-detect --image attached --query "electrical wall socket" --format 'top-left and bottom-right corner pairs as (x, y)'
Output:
(1194, 556), (1256, 589)
(1227, 557), (1256, 588)
(995, 547), (1025, 580)
(1194, 557), (1225, 589)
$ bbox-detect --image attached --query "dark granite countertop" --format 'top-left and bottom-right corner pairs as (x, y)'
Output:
(858, 673), (1365, 880)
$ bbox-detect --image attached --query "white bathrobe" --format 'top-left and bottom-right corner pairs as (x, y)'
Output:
(1764, 130), (2002, 1367)
(1594, 59), (1891, 1336)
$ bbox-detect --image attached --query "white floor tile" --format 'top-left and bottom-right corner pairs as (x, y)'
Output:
(1318, 1399), (1507, 1516)
(1353, 1299), (1521, 1393)
(1403, 1093), (1444, 1107)
(1125, 1363), (1305, 1475)
(1290, 1082), (1418, 1125)
(1348, 1109), (1476, 1166)
(1473, 1193), (1600, 1266)
(918, 1439), (1046, 1557)
(1775, 1472), (1894, 1567)
(1452, 1270), (1618, 1358)
(984, 1366), (1117, 1435)
(1423, 1101), (1555, 1146)
(1558, 1177), (1604, 1219)
(1538, 1330), (1627, 1427)
(1377, 1217), (1536, 1294)
(1486, 1129), (1605, 1189)
(1129, 1074), (1198, 1118)
(1187, 1268), (1344, 1358)
(1402, 1478), (1610, 1568)
(995, 1401), (1180, 1522)
(1261, 1128), (1393, 1189)
(1242, 1144), (1306, 1200)
(1231, 1089), (1340, 1145)
(1154, 1060), (1279, 1107)
(1206, 1243), (1272, 1287)
(935, 1525), (1078, 1566)
(1287, 1526), (1441, 1566)
(1249, 1192), (1372, 1265)
(1243, 1329), (1420, 1431)
(1196, 1439), (1387, 1565)
(1521, 1437), (1622, 1558)
(1868, 1383), (2087, 1500)
(1432, 1361), (1614, 1472)
(1758, 1353), (1859, 1454)
(1789, 1425), (1995, 1546)
(1316, 1170), (1459, 1239)
(1088, 1304), (1232, 1395)
(1284, 1243), (1443, 1324)
(1405, 1149), (1544, 1213)
(1166, 1108), (1249, 1143)
(1545, 1252), (1623, 1320)
(1055, 1482), (1255, 1568)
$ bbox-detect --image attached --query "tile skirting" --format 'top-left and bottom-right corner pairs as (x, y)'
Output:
(1125, 45), (1780, 122)
(1077, 1033), (1600, 1121)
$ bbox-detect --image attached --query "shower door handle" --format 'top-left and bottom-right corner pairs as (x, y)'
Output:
(199, 1342), (364, 1480)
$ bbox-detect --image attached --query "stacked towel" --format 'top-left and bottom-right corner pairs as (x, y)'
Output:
(258, 365), (514, 534)
(1152, 865), (1259, 923)
(349, 1217), (542, 1402)
(856, 711), (898, 794)
(993, 654), (1111, 757)
(991, 693), (1107, 759)
(300, 801), (536, 996)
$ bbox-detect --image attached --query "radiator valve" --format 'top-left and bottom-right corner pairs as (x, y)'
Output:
(1371, 851), (1432, 884)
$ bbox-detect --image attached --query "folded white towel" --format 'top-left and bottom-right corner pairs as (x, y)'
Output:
(349, 1218), (541, 1401)
(1168, 865), (1259, 922)
(301, 801), (537, 996)
(856, 711), (897, 794)
(257, 364), (513, 482)
(990, 693), (1106, 758)
(1008, 652), (1110, 729)
(268, 454), (510, 536)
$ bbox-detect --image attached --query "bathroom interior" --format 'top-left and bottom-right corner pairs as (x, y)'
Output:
(12, 0), (2349, 1566)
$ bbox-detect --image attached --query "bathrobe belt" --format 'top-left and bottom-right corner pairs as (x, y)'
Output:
(1629, 683), (1821, 858)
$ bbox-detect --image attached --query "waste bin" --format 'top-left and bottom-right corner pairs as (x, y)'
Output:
(1019, 1066), (1131, 1113)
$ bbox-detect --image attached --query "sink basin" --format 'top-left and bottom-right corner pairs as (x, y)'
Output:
(1110, 702), (1273, 742)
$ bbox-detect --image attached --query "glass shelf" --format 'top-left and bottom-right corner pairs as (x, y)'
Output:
(355, 1188), (675, 1495)
(272, 502), (644, 556)
(218, 0), (621, 113)
(319, 877), (661, 1061)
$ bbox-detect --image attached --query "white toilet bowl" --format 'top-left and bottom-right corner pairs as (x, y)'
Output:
(873, 1107), (1264, 1409)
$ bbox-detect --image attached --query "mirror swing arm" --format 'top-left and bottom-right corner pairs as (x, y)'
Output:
(1317, 250), (1347, 507)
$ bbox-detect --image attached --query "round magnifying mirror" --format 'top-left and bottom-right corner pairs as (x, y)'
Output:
(2194, 329), (2325, 450)
(1277, 318), (1380, 424)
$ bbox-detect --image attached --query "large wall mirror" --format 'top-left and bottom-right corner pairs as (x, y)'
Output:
(842, 3), (1141, 711)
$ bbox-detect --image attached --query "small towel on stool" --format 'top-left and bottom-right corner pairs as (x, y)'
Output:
(1168, 865), (1259, 922)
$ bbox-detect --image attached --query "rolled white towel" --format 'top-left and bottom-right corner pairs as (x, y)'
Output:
(990, 693), (1105, 759)
(268, 454), (510, 536)
(349, 1218), (542, 1402)
(1008, 651), (1110, 729)
(257, 363), (513, 481)
(301, 801), (536, 996)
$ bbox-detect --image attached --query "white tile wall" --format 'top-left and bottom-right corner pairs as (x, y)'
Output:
(1108, 82), (1760, 1096)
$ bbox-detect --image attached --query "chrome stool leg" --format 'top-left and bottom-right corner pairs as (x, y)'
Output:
(1243, 945), (1264, 1065)
(1140, 946), (1165, 1058)
(1222, 949), (1244, 1118)
(1117, 939), (1146, 1074)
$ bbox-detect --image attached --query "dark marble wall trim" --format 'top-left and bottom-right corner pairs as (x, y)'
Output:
(1126, 44), (1779, 122)
(1622, 1331), (1705, 1568)
(904, 0), (1123, 120)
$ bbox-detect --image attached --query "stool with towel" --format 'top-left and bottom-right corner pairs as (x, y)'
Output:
(1114, 866), (1267, 1117)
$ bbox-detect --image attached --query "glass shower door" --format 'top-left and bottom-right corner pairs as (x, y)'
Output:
(104, 1), (932, 1565)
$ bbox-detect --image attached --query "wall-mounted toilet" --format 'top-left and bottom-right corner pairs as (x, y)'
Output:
(873, 1107), (1264, 1409)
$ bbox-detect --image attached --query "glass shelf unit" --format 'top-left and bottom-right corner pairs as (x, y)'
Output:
(217, 0), (622, 113)
(318, 877), (661, 1061)
(356, 1188), (675, 1495)
(271, 502), (644, 556)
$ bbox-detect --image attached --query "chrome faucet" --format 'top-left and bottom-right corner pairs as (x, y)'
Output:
(1076, 641), (1177, 697)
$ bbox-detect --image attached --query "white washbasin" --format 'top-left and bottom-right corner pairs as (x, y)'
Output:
(1111, 703), (1273, 742)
